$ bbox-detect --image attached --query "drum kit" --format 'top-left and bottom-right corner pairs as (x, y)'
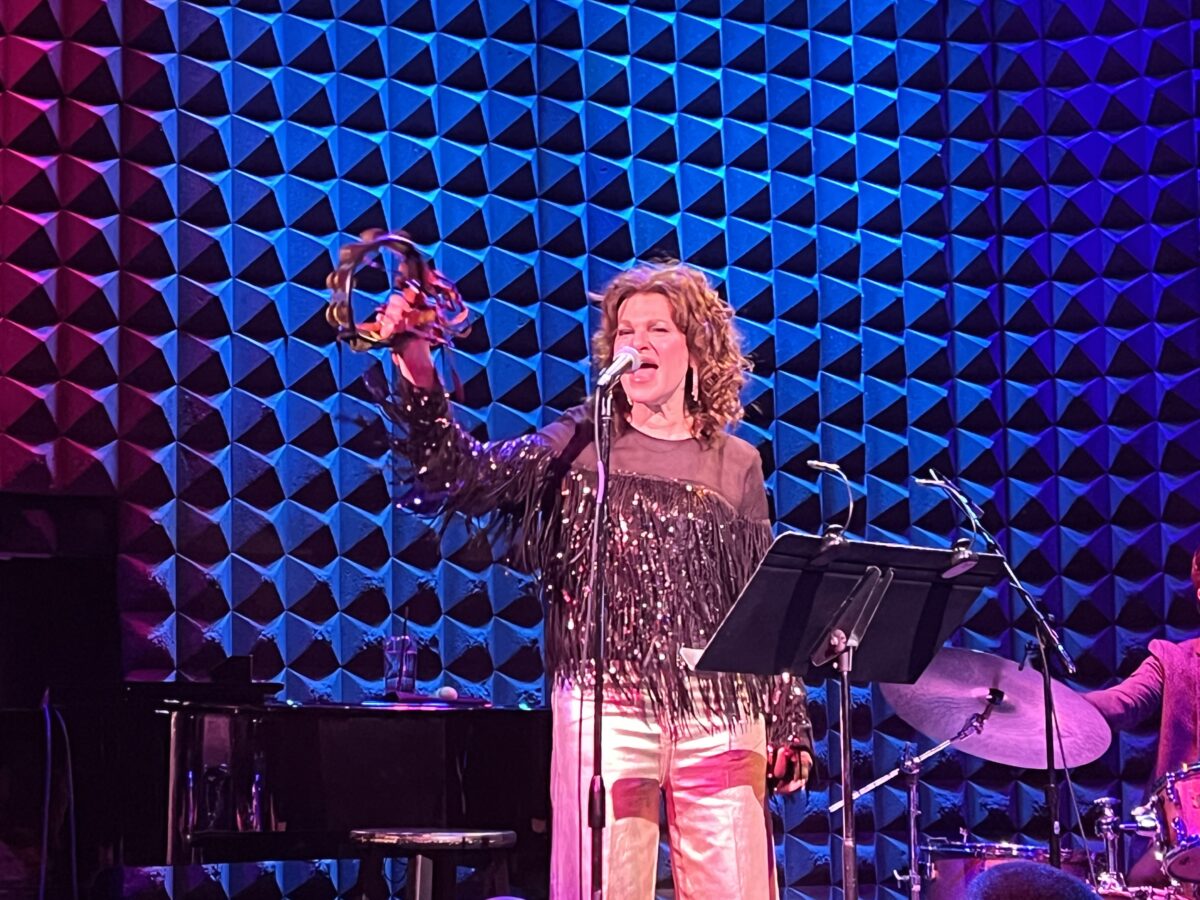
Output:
(834, 646), (1200, 899)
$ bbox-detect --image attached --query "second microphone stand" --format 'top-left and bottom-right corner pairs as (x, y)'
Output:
(922, 472), (1077, 868)
(988, 527), (1075, 867)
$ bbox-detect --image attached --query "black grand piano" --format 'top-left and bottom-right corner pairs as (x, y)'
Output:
(118, 688), (552, 868)
(0, 495), (552, 898)
(1, 687), (552, 898)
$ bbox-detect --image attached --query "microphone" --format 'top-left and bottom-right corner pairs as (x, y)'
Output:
(807, 460), (842, 474)
(596, 346), (642, 388)
(915, 469), (983, 543)
(913, 469), (983, 579)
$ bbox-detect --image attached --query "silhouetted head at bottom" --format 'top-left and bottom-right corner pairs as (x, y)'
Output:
(965, 860), (1100, 900)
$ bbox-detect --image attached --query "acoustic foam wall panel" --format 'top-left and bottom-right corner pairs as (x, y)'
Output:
(2, 0), (1199, 896)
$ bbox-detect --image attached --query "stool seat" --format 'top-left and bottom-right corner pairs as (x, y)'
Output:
(350, 828), (516, 851)
(349, 828), (517, 900)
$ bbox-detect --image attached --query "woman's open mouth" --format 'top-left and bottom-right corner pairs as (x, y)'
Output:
(628, 360), (657, 383)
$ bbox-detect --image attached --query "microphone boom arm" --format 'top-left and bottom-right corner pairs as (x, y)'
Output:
(914, 469), (1074, 675)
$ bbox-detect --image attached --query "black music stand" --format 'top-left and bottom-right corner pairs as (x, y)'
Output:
(692, 532), (1005, 899)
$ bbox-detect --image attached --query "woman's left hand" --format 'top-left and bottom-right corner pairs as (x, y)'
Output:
(770, 743), (813, 794)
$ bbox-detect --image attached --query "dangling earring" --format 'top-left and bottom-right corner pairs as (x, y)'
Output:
(689, 366), (700, 405)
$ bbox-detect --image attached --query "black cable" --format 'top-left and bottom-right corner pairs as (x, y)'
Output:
(1035, 639), (1096, 884)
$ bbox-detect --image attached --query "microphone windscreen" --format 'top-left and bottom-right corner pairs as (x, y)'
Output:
(614, 346), (641, 370)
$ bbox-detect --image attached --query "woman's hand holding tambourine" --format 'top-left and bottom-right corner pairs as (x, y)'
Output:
(325, 229), (470, 354)
(379, 290), (437, 389)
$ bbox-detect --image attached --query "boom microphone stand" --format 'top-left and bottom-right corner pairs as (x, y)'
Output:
(916, 470), (1077, 868)
(583, 361), (629, 900)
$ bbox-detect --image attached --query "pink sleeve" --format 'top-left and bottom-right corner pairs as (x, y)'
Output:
(1084, 652), (1165, 731)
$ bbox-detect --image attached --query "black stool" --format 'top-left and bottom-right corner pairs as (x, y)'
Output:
(349, 828), (517, 900)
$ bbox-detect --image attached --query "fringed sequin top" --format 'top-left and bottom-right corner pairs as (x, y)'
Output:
(371, 374), (811, 748)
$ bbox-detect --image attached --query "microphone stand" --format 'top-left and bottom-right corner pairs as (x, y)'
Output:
(579, 349), (639, 898)
(981, 521), (1074, 868)
(919, 472), (1076, 868)
(808, 459), (864, 895)
(585, 383), (617, 900)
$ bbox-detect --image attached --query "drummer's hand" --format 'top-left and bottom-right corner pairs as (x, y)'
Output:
(770, 744), (812, 795)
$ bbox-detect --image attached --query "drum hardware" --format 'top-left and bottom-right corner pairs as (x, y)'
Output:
(1094, 796), (1127, 893)
(1080, 792), (1200, 898)
(1127, 804), (1163, 838)
(918, 840), (1092, 899)
(836, 644), (1200, 897)
(1138, 821), (1160, 837)
(869, 647), (1113, 898)
(894, 745), (926, 898)
(829, 690), (1004, 815)
(827, 693), (1003, 898)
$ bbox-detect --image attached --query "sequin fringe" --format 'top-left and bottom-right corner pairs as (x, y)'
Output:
(369, 371), (811, 747)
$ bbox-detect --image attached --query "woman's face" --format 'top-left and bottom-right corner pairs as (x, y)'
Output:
(612, 291), (692, 410)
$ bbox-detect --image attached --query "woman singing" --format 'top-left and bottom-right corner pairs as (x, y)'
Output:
(369, 261), (813, 899)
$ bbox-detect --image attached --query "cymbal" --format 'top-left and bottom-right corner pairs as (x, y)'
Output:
(879, 647), (1111, 769)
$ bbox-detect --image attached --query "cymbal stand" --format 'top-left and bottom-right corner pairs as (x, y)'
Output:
(1092, 796), (1125, 893)
(897, 744), (924, 900)
(830, 689), (1002, 814)
(828, 691), (1003, 900)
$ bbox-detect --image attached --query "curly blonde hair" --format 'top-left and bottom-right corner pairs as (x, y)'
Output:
(591, 262), (753, 442)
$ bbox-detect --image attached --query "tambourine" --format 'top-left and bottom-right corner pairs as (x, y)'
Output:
(325, 229), (470, 352)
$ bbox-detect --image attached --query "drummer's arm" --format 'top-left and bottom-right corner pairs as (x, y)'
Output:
(1083, 653), (1165, 731)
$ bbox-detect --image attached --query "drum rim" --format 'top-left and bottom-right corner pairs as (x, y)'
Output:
(1153, 761), (1200, 792)
(919, 840), (1087, 861)
(1162, 833), (1200, 879)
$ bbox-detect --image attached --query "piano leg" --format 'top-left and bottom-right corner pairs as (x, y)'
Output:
(351, 845), (390, 900)
(351, 847), (450, 900)
(407, 853), (436, 900)
(165, 710), (182, 864)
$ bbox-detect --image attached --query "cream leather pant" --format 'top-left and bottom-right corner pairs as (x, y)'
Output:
(550, 681), (778, 900)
